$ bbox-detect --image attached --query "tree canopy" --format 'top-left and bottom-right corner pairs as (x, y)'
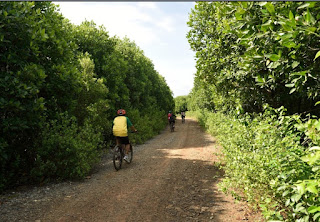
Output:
(0, 1), (174, 191)
(187, 2), (320, 115)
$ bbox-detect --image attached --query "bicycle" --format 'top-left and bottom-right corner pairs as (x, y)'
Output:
(170, 121), (175, 132)
(112, 132), (136, 171)
(113, 143), (133, 171)
(182, 116), (185, 123)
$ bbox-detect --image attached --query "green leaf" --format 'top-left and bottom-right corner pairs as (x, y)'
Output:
(280, 33), (293, 40)
(301, 152), (320, 165)
(258, 2), (267, 6)
(292, 61), (300, 69)
(291, 71), (307, 76)
(285, 83), (295, 88)
(269, 54), (280, 61)
(265, 2), (275, 14)
(306, 9), (316, 24)
(289, 88), (296, 94)
(291, 194), (302, 203)
(253, 55), (263, 59)
(283, 40), (296, 49)
(282, 190), (290, 197)
(310, 146), (320, 151)
(298, 3), (310, 9)
(262, 20), (272, 27)
(315, 101), (320, 106)
(295, 204), (306, 213)
(314, 51), (320, 61)
(314, 212), (320, 221)
(285, 198), (291, 206)
(296, 183), (306, 195)
(306, 184), (318, 194)
(235, 12), (243, 20)
(240, 2), (248, 8)
(255, 76), (265, 83)
(308, 27), (317, 32)
(268, 62), (280, 69)
(289, 11), (294, 21)
(308, 206), (320, 213)
(291, 194), (302, 202)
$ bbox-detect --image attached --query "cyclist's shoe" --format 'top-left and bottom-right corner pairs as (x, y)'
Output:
(123, 155), (129, 162)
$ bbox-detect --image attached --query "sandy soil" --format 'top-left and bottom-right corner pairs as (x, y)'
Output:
(0, 117), (263, 222)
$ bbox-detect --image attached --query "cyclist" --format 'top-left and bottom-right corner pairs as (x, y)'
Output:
(167, 111), (176, 128)
(112, 109), (137, 162)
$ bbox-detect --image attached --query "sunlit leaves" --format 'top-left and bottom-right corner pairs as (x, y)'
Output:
(1, 1), (174, 192)
(314, 51), (320, 61)
(188, 2), (320, 219)
(188, 1), (320, 116)
(265, 2), (275, 15)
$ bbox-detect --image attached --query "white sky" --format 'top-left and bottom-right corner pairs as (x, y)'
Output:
(54, 2), (197, 97)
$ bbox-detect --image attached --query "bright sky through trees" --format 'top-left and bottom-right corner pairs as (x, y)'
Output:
(55, 2), (196, 97)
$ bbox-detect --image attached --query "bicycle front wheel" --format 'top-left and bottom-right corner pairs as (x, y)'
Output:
(113, 145), (122, 171)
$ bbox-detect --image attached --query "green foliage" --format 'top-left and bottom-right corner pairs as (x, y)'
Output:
(174, 95), (188, 114)
(191, 107), (320, 221)
(0, 2), (174, 192)
(74, 52), (110, 133)
(31, 113), (101, 181)
(187, 2), (320, 115)
(0, 1), (82, 190)
(186, 2), (320, 221)
(126, 108), (167, 145)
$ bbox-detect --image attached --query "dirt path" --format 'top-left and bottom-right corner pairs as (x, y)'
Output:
(0, 117), (262, 222)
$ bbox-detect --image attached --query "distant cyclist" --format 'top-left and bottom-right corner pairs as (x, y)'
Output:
(113, 109), (137, 162)
(167, 110), (176, 127)
(181, 111), (186, 122)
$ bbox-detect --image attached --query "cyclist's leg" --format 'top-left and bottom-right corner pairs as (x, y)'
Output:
(120, 136), (130, 155)
(115, 137), (121, 146)
(125, 144), (130, 154)
(115, 137), (125, 152)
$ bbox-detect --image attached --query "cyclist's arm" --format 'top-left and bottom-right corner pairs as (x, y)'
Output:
(126, 117), (137, 132)
(130, 125), (137, 132)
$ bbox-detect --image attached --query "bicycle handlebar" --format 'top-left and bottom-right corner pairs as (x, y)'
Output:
(129, 130), (138, 133)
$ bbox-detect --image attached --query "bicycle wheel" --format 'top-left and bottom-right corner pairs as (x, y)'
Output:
(113, 145), (122, 171)
(170, 122), (174, 132)
(126, 144), (133, 164)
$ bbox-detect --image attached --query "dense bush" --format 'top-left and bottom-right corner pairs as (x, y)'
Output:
(0, 2), (174, 192)
(31, 113), (101, 181)
(189, 108), (320, 221)
(187, 2), (320, 221)
(187, 2), (320, 115)
(0, 1), (82, 190)
(174, 95), (188, 114)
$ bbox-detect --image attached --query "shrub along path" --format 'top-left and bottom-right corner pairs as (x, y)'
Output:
(0, 118), (263, 221)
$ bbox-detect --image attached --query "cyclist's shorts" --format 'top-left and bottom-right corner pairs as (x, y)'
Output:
(116, 136), (130, 145)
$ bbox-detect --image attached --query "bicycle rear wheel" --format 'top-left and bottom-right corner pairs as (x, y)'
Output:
(113, 145), (122, 171)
